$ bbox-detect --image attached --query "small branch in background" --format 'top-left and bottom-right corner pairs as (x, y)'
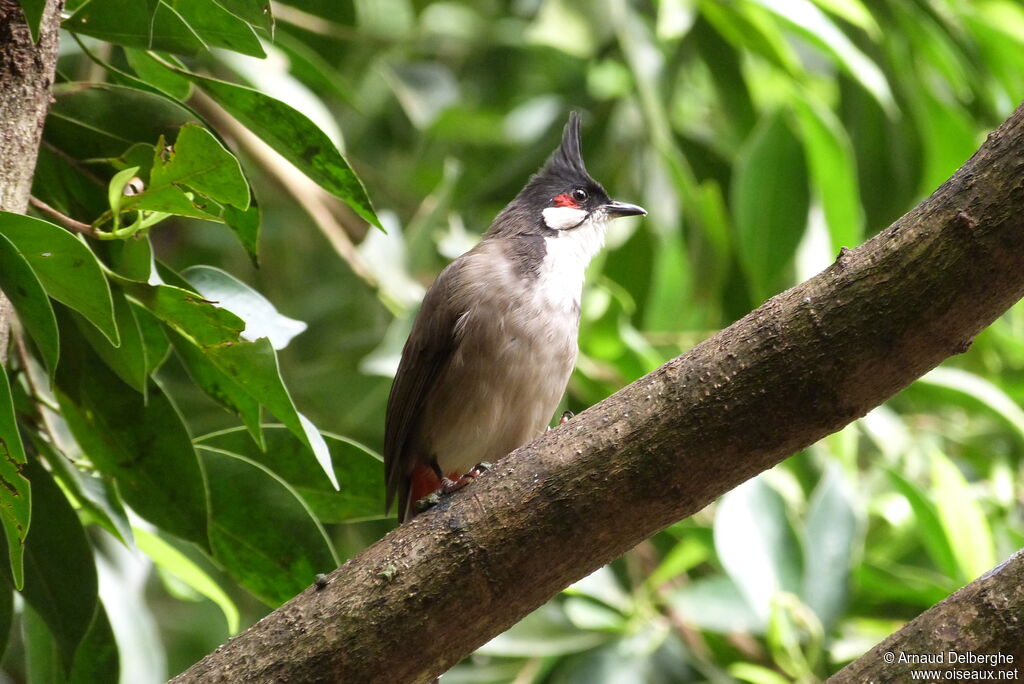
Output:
(28, 196), (98, 236)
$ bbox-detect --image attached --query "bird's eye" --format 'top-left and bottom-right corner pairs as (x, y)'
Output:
(572, 188), (588, 203)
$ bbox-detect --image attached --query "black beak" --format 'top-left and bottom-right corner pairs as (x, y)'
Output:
(604, 200), (647, 218)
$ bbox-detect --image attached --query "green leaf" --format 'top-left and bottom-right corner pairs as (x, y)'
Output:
(198, 447), (337, 605)
(916, 367), (1024, 447)
(170, 331), (264, 448)
(22, 604), (62, 684)
(68, 603), (119, 684)
(55, 329), (208, 547)
(732, 112), (809, 302)
(0, 584), (10, 662)
(64, 0), (205, 56)
(646, 536), (711, 590)
(183, 265), (306, 349)
(31, 146), (107, 225)
(125, 123), (250, 218)
(885, 467), (960, 581)
(715, 477), (802, 623)
(201, 338), (338, 489)
(106, 233), (155, 282)
(174, 0), (265, 56)
(124, 49), (193, 100)
(19, 0), (46, 41)
(930, 449), (996, 582)
(115, 277), (244, 348)
(134, 527), (240, 633)
(131, 302), (172, 375)
(186, 72), (380, 227)
(801, 464), (857, 630)
(38, 434), (133, 546)
(791, 93), (864, 252)
(476, 603), (608, 657)
(222, 201), (261, 264)
(0, 232), (59, 381)
(46, 82), (199, 160)
(74, 289), (149, 395)
(213, 0), (273, 31)
(196, 425), (385, 523)
(10, 459), (97, 673)
(748, 0), (893, 111)
(0, 369), (30, 590)
(0, 213), (118, 345)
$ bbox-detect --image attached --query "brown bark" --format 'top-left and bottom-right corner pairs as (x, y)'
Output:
(829, 550), (1024, 682)
(170, 101), (1024, 683)
(0, 0), (63, 360)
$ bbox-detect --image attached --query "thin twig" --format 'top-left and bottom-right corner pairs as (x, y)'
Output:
(28, 196), (98, 236)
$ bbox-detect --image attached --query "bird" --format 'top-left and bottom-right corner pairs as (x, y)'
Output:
(384, 111), (646, 522)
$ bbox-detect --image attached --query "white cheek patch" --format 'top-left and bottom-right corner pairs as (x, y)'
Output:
(542, 206), (587, 231)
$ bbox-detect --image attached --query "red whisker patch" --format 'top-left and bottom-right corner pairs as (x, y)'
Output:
(553, 193), (578, 208)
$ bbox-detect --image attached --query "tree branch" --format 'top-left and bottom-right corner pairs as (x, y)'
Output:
(829, 550), (1024, 681)
(0, 0), (63, 360)
(171, 101), (1024, 683)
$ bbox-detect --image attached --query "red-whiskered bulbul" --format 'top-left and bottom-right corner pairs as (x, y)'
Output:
(384, 112), (646, 521)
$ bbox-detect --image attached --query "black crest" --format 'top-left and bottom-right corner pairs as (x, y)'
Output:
(486, 111), (609, 238)
(516, 112), (605, 207)
(543, 111), (589, 182)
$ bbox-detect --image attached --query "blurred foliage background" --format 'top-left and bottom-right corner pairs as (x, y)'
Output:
(3, 0), (1024, 682)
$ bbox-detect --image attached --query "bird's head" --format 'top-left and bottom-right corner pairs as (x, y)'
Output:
(490, 112), (646, 238)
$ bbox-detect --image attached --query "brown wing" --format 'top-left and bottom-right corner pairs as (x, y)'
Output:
(384, 259), (464, 518)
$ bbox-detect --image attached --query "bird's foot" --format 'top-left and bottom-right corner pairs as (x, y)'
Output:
(559, 410), (574, 425)
(440, 462), (492, 494)
(415, 491), (443, 514)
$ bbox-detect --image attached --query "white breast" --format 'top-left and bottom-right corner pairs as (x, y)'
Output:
(534, 215), (607, 314)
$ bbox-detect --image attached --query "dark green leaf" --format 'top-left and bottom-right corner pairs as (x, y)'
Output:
(10, 459), (96, 673)
(197, 425), (385, 523)
(171, 331), (264, 448)
(187, 72), (380, 227)
(732, 112), (809, 302)
(64, 0), (205, 55)
(75, 289), (149, 394)
(31, 146), (107, 224)
(124, 48), (193, 99)
(68, 603), (119, 684)
(213, 0), (272, 31)
(36, 434), (132, 545)
(46, 82), (199, 160)
(55, 330), (208, 547)
(0, 232), (59, 381)
(19, 0), (46, 41)
(173, 0), (265, 57)
(125, 124), (250, 220)
(0, 583), (10, 662)
(115, 277), (244, 348)
(199, 447), (337, 605)
(22, 604), (62, 684)
(0, 369), (29, 590)
(222, 201), (261, 264)
(0, 213), (118, 345)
